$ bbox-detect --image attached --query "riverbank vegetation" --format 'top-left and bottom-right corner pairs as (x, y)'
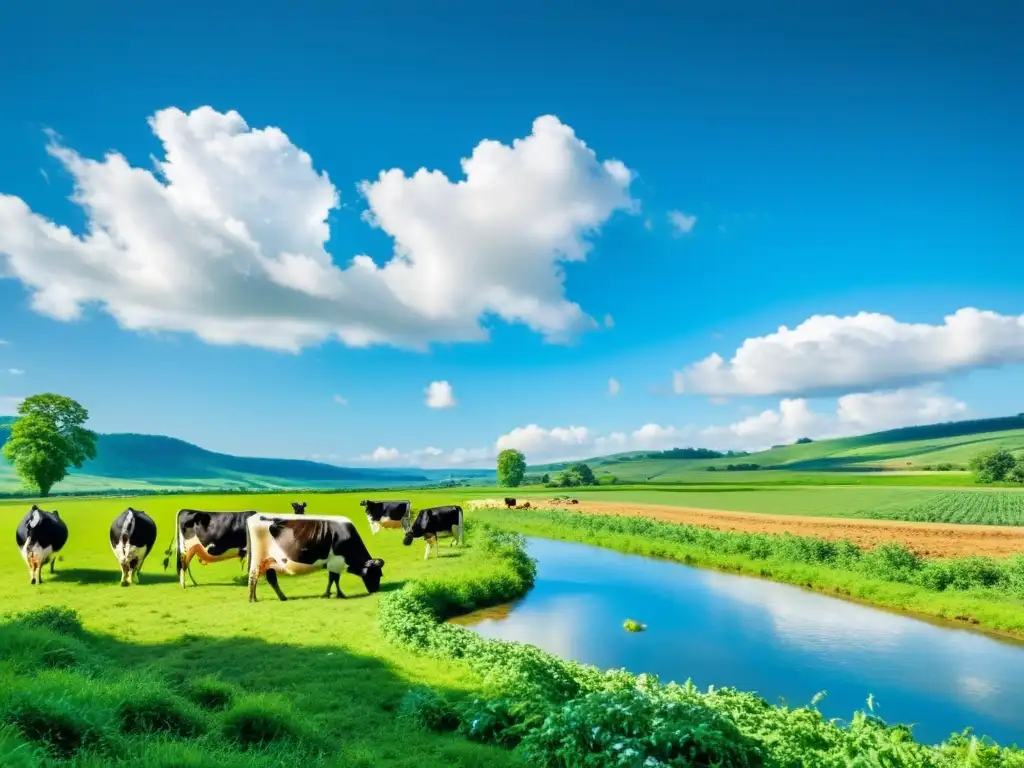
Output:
(477, 508), (1024, 637)
(381, 525), (1023, 766)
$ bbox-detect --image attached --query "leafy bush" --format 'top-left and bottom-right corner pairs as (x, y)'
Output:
(379, 526), (1024, 767)
(397, 688), (460, 733)
(219, 697), (299, 748)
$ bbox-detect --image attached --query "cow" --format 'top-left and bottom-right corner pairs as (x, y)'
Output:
(15, 505), (68, 585)
(291, 502), (307, 515)
(504, 498), (516, 509)
(402, 505), (464, 559)
(161, 509), (257, 588)
(245, 513), (385, 602)
(109, 507), (158, 587)
(359, 499), (412, 534)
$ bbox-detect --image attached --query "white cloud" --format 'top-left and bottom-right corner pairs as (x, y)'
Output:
(425, 380), (456, 409)
(667, 210), (697, 235)
(0, 340), (8, 345)
(356, 384), (967, 467)
(674, 308), (1024, 397)
(603, 314), (615, 329)
(708, 397), (728, 405)
(608, 377), (620, 396)
(0, 396), (23, 415)
(332, 394), (347, 405)
(8, 368), (23, 375)
(0, 107), (636, 353)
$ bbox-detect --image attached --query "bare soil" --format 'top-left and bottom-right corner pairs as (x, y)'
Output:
(535, 498), (1024, 559)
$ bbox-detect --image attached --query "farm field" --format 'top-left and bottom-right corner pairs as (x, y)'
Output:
(0, 490), (520, 767)
(562, 485), (1024, 525)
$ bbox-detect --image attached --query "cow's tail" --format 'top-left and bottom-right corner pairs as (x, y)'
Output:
(161, 510), (181, 570)
(458, 505), (465, 546)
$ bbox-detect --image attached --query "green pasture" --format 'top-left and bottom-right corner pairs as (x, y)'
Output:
(0, 490), (521, 767)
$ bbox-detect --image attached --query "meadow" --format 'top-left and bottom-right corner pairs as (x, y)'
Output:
(2, 491), (1024, 766)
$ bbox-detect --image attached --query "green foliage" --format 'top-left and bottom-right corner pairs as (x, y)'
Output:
(380, 527), (1024, 767)
(541, 473), (550, 484)
(2, 394), (98, 496)
(970, 449), (1021, 484)
(553, 462), (597, 487)
(496, 449), (526, 487)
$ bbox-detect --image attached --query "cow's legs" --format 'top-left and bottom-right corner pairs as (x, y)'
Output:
(119, 561), (130, 587)
(50, 557), (57, 574)
(180, 548), (200, 588)
(449, 526), (460, 547)
(322, 571), (345, 599)
(423, 537), (432, 560)
(265, 568), (288, 601)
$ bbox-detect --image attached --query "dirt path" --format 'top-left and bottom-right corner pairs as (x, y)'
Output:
(536, 499), (1024, 558)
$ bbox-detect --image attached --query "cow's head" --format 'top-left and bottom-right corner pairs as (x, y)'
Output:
(291, 502), (307, 515)
(352, 558), (385, 593)
(402, 531), (415, 546)
(359, 500), (368, 507)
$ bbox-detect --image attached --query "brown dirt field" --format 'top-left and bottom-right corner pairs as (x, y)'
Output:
(534, 498), (1024, 559)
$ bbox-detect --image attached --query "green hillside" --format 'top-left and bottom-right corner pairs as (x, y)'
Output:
(0, 418), (494, 495)
(539, 415), (1024, 484)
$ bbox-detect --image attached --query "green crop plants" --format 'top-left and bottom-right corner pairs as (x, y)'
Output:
(379, 525), (1024, 766)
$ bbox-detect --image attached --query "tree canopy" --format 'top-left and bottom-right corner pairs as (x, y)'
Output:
(2, 393), (97, 496)
(497, 448), (527, 487)
(969, 448), (1022, 484)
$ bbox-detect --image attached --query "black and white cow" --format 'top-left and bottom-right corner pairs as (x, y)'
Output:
(359, 499), (412, 534)
(291, 502), (307, 514)
(402, 505), (464, 559)
(15, 505), (68, 585)
(245, 513), (385, 602)
(109, 507), (158, 587)
(161, 509), (257, 588)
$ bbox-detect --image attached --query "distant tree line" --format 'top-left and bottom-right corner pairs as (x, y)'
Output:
(969, 448), (1024, 485)
(614, 447), (751, 461)
(705, 463), (761, 472)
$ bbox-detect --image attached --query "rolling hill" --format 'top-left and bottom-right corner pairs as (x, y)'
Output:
(532, 415), (1024, 484)
(0, 418), (495, 495)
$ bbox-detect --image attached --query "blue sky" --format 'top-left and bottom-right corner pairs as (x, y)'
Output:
(0, 0), (1022, 468)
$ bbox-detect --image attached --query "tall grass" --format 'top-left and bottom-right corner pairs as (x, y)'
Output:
(380, 525), (1024, 767)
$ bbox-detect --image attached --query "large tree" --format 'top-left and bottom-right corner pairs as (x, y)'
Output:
(969, 448), (1017, 484)
(2, 393), (97, 496)
(496, 448), (527, 487)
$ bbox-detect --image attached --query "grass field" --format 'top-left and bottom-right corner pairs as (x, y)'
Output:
(0, 490), (521, 767)
(4, 490), (1024, 765)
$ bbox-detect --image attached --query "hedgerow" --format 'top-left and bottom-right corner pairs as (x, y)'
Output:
(379, 523), (1024, 767)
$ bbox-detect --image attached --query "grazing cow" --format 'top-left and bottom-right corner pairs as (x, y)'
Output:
(162, 509), (257, 588)
(109, 507), (158, 587)
(15, 505), (68, 585)
(504, 498), (516, 509)
(245, 513), (385, 602)
(291, 502), (307, 515)
(402, 505), (464, 559)
(359, 499), (412, 534)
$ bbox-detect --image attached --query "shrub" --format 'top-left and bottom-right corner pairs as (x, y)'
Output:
(183, 674), (235, 710)
(116, 680), (203, 738)
(396, 688), (460, 733)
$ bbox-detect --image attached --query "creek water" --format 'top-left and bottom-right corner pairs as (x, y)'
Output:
(453, 537), (1024, 746)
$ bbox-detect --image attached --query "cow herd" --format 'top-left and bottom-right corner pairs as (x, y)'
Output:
(13, 499), (466, 602)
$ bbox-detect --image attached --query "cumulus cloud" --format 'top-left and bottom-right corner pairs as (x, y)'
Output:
(667, 210), (697, 235)
(674, 308), (1024, 397)
(608, 377), (621, 396)
(425, 380), (456, 409)
(353, 385), (968, 467)
(0, 107), (636, 353)
(332, 394), (347, 405)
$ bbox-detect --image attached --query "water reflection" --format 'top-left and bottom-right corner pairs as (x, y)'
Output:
(456, 537), (1024, 746)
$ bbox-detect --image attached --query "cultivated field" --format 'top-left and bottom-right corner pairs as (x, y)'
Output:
(562, 486), (1024, 525)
